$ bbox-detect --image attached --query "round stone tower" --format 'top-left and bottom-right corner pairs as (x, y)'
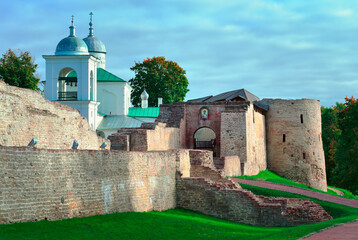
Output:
(260, 99), (327, 191)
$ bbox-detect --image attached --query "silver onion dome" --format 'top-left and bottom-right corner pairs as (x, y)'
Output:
(141, 90), (149, 100)
(83, 12), (106, 54)
(55, 16), (89, 56)
(83, 36), (106, 53)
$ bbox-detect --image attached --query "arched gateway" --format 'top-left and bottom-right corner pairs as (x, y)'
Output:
(194, 127), (216, 156)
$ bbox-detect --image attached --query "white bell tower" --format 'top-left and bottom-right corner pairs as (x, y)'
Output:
(43, 16), (100, 130)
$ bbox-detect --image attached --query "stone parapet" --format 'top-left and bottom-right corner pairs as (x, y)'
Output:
(109, 122), (180, 151)
(0, 146), (187, 224)
(0, 80), (108, 150)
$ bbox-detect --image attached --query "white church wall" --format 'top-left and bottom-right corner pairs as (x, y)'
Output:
(91, 52), (106, 69)
(43, 55), (100, 130)
(58, 101), (100, 130)
(124, 83), (132, 115)
(96, 114), (104, 129)
(43, 55), (98, 102)
(97, 82), (131, 115)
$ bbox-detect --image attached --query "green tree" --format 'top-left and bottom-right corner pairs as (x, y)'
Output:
(129, 56), (189, 107)
(333, 97), (358, 194)
(321, 105), (341, 184)
(0, 49), (40, 90)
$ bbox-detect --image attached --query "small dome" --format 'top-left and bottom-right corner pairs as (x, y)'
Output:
(55, 36), (89, 55)
(141, 90), (149, 100)
(83, 36), (106, 53)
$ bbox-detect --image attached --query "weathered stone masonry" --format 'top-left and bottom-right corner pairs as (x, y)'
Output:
(177, 150), (331, 226)
(0, 83), (331, 226)
(176, 177), (331, 226)
(153, 98), (327, 191)
(0, 147), (331, 226)
(155, 102), (267, 176)
(261, 99), (327, 191)
(0, 80), (108, 150)
(0, 146), (188, 224)
(109, 122), (180, 151)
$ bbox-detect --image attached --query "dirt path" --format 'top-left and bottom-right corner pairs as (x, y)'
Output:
(230, 178), (358, 208)
(230, 178), (358, 239)
(327, 186), (344, 196)
(302, 220), (358, 239)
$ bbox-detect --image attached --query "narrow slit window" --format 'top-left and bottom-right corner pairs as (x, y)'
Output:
(300, 114), (303, 123)
(283, 134), (286, 142)
(303, 152), (306, 159)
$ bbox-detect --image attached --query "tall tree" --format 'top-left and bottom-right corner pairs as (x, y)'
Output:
(321, 105), (341, 184)
(129, 56), (189, 107)
(333, 97), (358, 194)
(0, 49), (40, 90)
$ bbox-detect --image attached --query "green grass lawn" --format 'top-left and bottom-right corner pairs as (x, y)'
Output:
(233, 170), (358, 200)
(0, 202), (357, 240)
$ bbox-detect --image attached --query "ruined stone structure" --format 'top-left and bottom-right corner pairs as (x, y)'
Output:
(0, 81), (109, 150)
(152, 101), (266, 177)
(108, 122), (180, 152)
(0, 147), (184, 223)
(0, 83), (331, 227)
(137, 91), (327, 192)
(110, 89), (327, 192)
(0, 146), (331, 226)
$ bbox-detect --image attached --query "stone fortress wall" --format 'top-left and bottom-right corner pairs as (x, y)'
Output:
(260, 99), (327, 191)
(177, 150), (331, 226)
(0, 147), (188, 224)
(0, 146), (331, 226)
(109, 122), (180, 151)
(155, 102), (267, 176)
(0, 83), (331, 226)
(0, 81), (109, 150)
(220, 103), (267, 175)
(153, 99), (327, 191)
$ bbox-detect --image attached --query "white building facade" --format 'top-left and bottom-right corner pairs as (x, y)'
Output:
(43, 15), (134, 132)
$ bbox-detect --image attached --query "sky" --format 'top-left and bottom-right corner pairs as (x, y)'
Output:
(1, 0), (358, 107)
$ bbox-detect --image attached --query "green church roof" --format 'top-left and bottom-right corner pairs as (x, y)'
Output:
(67, 68), (126, 82)
(127, 107), (159, 118)
(97, 68), (125, 82)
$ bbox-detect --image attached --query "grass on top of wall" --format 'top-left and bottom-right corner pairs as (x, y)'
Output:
(233, 170), (358, 200)
(0, 204), (357, 240)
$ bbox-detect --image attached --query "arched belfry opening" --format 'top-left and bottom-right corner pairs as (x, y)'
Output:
(194, 127), (217, 156)
(58, 68), (78, 101)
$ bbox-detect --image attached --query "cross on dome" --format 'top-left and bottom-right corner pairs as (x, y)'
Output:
(89, 12), (94, 36)
(69, 15), (76, 37)
(55, 14), (89, 55)
(90, 12), (93, 26)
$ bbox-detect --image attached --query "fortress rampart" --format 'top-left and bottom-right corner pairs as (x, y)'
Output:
(0, 80), (108, 150)
(260, 99), (327, 191)
(0, 146), (331, 226)
(0, 146), (189, 224)
(109, 122), (180, 151)
(155, 102), (267, 175)
(0, 83), (332, 226)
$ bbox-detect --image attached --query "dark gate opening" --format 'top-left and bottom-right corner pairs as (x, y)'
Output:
(194, 127), (217, 156)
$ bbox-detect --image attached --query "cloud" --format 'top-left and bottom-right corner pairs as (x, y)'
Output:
(1, 0), (358, 107)
(333, 9), (354, 17)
